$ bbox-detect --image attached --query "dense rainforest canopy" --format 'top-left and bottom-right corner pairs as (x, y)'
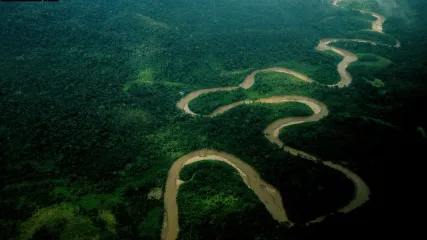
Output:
(1, 0), (426, 239)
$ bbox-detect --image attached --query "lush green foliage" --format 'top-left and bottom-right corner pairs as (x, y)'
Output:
(1, 0), (427, 239)
(178, 161), (274, 239)
(177, 160), (353, 239)
(189, 72), (331, 115)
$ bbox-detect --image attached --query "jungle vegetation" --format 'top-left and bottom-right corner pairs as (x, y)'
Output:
(1, 0), (426, 239)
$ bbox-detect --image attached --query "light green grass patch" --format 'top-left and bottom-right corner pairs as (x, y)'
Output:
(123, 68), (153, 92)
(52, 186), (78, 201)
(366, 78), (385, 88)
(250, 72), (317, 97)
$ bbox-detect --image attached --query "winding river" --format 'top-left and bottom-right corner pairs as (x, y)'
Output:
(162, 1), (398, 239)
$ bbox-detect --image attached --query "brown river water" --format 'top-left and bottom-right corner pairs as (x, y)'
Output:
(162, 1), (398, 239)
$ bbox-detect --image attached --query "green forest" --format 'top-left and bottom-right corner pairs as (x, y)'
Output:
(1, 0), (426, 239)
